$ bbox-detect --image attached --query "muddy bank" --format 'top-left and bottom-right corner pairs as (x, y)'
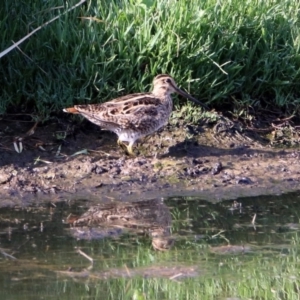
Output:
(0, 116), (300, 207)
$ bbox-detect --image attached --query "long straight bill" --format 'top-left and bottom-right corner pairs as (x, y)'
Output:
(173, 86), (208, 109)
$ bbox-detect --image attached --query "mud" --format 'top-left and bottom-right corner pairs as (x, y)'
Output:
(0, 115), (300, 207)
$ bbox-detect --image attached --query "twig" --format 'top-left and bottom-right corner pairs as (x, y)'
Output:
(79, 17), (105, 23)
(26, 121), (39, 136)
(251, 213), (257, 225)
(0, 248), (17, 260)
(76, 248), (94, 264)
(34, 156), (53, 165)
(124, 264), (131, 277)
(87, 149), (112, 157)
(0, 0), (87, 59)
(70, 149), (88, 157)
(211, 230), (226, 238)
(169, 273), (183, 280)
(246, 126), (273, 133)
(271, 123), (288, 129)
(273, 115), (295, 122)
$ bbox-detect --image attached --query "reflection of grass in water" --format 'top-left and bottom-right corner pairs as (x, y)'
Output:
(2, 237), (299, 299)
(51, 235), (299, 300)
(1, 193), (300, 298)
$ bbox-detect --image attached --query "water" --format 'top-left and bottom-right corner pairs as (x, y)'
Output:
(0, 193), (300, 299)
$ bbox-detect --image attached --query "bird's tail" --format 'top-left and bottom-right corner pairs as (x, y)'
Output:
(63, 107), (79, 114)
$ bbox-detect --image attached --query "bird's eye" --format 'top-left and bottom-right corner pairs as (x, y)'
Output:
(166, 78), (171, 83)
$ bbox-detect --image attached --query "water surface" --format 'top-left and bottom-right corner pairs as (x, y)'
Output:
(0, 192), (300, 299)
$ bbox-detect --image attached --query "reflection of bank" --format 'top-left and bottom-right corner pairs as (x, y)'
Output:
(66, 199), (174, 251)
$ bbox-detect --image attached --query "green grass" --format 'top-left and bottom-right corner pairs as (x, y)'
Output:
(1, 0), (300, 119)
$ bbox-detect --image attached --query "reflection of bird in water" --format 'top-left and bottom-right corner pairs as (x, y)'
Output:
(63, 74), (207, 156)
(66, 198), (173, 251)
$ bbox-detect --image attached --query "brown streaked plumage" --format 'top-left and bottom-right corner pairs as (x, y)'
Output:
(63, 74), (207, 156)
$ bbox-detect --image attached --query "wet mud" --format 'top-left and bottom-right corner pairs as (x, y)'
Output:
(0, 116), (300, 207)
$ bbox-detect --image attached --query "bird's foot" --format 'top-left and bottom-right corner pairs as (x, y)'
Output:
(117, 139), (136, 157)
(126, 144), (136, 157)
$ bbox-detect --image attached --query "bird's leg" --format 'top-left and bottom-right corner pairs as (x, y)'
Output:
(126, 142), (135, 157)
(117, 139), (127, 151)
(117, 139), (122, 147)
(156, 128), (165, 149)
(117, 139), (135, 156)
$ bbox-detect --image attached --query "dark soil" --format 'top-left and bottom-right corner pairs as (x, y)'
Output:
(1, 114), (300, 207)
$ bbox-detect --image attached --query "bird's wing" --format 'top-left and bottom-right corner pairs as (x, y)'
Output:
(74, 93), (161, 129)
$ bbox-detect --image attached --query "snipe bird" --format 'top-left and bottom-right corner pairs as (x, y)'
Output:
(63, 74), (207, 155)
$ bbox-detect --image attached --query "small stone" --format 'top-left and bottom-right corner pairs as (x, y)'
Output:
(211, 162), (223, 175)
(109, 167), (121, 175)
(285, 178), (294, 182)
(93, 166), (107, 174)
(199, 167), (210, 173)
(186, 125), (197, 135)
(236, 177), (252, 185)
(0, 173), (11, 184)
(192, 158), (203, 165)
